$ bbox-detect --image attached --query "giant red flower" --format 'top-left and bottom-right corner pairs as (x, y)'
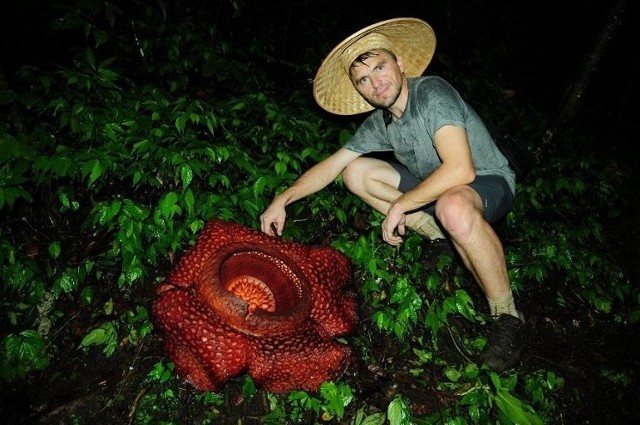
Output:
(152, 219), (358, 393)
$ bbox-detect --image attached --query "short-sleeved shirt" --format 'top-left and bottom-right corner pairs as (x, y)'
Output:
(343, 76), (516, 195)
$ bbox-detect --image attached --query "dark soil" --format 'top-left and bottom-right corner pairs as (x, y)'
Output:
(1, 242), (639, 425)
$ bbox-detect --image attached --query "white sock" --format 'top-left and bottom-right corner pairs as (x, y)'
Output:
(487, 292), (520, 319)
(410, 212), (444, 240)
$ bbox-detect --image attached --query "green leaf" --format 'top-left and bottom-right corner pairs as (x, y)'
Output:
(489, 371), (502, 390)
(338, 129), (353, 144)
(78, 321), (118, 356)
(387, 397), (410, 425)
(252, 176), (270, 198)
(132, 170), (142, 186)
(94, 200), (122, 226)
(175, 114), (187, 133)
(88, 159), (105, 187)
(180, 164), (193, 189)
(147, 361), (172, 382)
(84, 48), (97, 70)
(159, 192), (180, 219)
(81, 286), (94, 305)
(274, 161), (287, 176)
(1, 330), (50, 379)
(324, 382), (354, 419)
(48, 242), (61, 259)
(133, 139), (152, 154)
(189, 218), (204, 233)
(56, 269), (79, 294)
(335, 208), (347, 224)
(357, 411), (385, 425)
(93, 29), (110, 47)
(242, 375), (257, 397)
(463, 363), (480, 380)
(494, 388), (543, 425)
(104, 123), (118, 142)
(125, 266), (144, 283)
(121, 200), (149, 220)
(183, 189), (195, 215)
(444, 367), (462, 382)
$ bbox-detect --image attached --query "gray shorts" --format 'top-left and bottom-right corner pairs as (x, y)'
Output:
(389, 161), (513, 223)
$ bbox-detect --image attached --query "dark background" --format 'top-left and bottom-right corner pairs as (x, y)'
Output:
(1, 0), (637, 142)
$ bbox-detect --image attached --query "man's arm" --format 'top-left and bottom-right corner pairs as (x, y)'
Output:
(395, 125), (475, 211)
(260, 147), (362, 236)
(382, 125), (475, 243)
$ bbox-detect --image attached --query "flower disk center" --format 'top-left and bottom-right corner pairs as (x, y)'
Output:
(225, 275), (276, 313)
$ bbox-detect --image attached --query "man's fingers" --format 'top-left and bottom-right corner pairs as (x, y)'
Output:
(382, 227), (402, 246)
(260, 209), (285, 236)
(386, 235), (402, 245)
(260, 217), (271, 234)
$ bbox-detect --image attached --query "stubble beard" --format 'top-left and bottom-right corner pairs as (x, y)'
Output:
(369, 83), (401, 110)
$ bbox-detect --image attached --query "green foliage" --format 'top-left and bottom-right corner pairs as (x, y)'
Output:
(505, 152), (638, 319)
(0, 0), (637, 424)
(135, 361), (225, 424)
(284, 382), (354, 423)
(1, 0), (347, 383)
(146, 361), (176, 385)
(418, 367), (554, 425)
(78, 320), (118, 356)
(0, 329), (50, 381)
(387, 396), (411, 425)
(350, 407), (386, 425)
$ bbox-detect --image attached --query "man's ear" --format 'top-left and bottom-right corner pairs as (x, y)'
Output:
(396, 56), (406, 73)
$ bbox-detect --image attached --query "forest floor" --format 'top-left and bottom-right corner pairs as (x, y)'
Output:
(1, 240), (639, 425)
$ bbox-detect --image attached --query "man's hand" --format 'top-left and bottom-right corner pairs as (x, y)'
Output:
(260, 202), (286, 236)
(382, 204), (406, 246)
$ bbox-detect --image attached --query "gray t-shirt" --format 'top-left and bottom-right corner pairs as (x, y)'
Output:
(344, 76), (516, 195)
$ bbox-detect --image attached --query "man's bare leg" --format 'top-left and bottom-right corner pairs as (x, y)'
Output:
(341, 157), (442, 238)
(343, 158), (524, 371)
(435, 185), (523, 371)
(434, 186), (514, 303)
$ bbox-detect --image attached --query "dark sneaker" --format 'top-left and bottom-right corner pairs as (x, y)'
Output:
(479, 313), (525, 372)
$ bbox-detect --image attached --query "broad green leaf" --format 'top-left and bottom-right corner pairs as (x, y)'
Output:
(387, 397), (410, 425)
(175, 114), (187, 133)
(81, 287), (94, 305)
(183, 189), (195, 215)
(88, 160), (105, 187)
(79, 322), (118, 356)
(104, 123), (118, 142)
(252, 176), (270, 198)
(56, 270), (79, 294)
(180, 164), (193, 189)
(274, 161), (287, 176)
(494, 388), (543, 425)
(444, 367), (462, 382)
(159, 192), (179, 219)
(48, 242), (61, 259)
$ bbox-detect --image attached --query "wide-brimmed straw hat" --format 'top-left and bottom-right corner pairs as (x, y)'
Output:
(313, 17), (436, 116)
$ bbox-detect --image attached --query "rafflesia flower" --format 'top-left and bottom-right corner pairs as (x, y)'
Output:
(152, 219), (358, 393)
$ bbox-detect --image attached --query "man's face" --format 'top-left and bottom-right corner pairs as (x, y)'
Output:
(349, 50), (406, 110)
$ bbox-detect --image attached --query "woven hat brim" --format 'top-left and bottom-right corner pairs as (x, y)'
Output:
(313, 17), (436, 116)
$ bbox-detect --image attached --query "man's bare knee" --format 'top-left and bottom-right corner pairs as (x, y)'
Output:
(436, 188), (480, 235)
(342, 158), (369, 193)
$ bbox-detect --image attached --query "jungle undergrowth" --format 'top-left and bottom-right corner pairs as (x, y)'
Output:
(1, 1), (639, 424)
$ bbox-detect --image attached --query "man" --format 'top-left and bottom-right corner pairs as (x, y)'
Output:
(260, 18), (524, 372)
